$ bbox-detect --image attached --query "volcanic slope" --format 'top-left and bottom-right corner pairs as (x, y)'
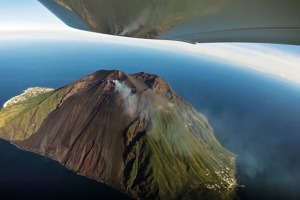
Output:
(0, 70), (236, 200)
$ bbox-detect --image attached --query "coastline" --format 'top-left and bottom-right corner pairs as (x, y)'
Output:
(0, 138), (137, 200)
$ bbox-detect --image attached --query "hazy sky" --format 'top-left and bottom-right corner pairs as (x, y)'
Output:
(1, 0), (300, 85)
(0, 0), (69, 31)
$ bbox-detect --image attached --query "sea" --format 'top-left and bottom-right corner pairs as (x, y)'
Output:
(1, 38), (300, 199)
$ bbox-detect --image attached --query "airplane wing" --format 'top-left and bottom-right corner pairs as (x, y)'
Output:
(38, 0), (300, 45)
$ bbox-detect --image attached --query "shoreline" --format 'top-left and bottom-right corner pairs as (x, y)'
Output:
(0, 138), (137, 200)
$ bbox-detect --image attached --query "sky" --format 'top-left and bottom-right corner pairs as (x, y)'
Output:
(0, 0), (69, 31)
(1, 0), (300, 85)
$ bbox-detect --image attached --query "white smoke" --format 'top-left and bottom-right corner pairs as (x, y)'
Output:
(113, 80), (138, 116)
(113, 80), (131, 99)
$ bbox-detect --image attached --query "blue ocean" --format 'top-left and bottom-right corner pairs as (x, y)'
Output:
(1, 39), (300, 199)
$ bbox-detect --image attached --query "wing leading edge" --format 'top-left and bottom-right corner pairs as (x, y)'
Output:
(38, 0), (300, 45)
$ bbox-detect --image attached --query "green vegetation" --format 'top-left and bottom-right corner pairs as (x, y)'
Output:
(123, 97), (236, 200)
(0, 90), (65, 140)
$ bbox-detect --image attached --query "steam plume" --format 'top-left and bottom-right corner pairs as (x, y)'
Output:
(113, 80), (138, 116)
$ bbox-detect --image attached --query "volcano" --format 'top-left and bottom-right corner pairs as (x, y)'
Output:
(0, 70), (236, 200)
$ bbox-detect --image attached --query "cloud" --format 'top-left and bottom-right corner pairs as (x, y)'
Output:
(193, 43), (300, 85)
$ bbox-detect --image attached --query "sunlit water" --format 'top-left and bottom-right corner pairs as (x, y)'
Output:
(1, 40), (300, 200)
